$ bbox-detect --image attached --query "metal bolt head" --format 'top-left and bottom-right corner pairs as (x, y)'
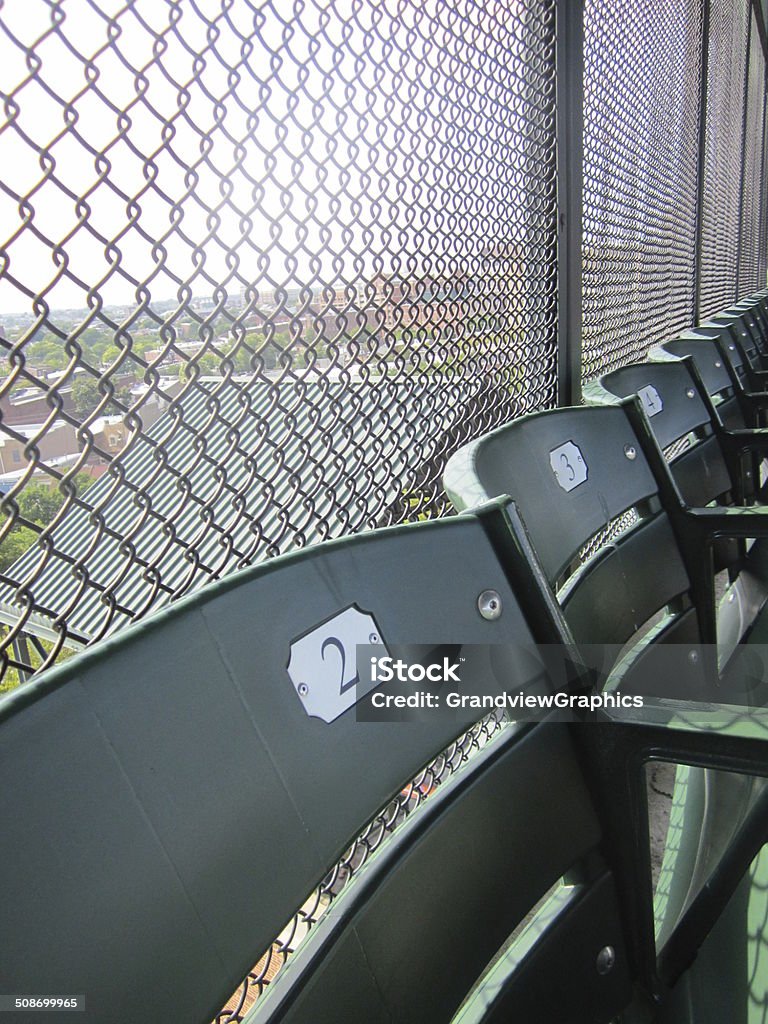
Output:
(715, 361), (722, 368)
(596, 945), (616, 975)
(729, 344), (736, 351)
(478, 589), (502, 620)
(298, 683), (309, 697)
(688, 649), (699, 665)
(624, 444), (637, 461)
(369, 632), (379, 644)
(685, 388), (695, 399)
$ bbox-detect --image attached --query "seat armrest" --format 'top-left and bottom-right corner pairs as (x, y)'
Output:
(720, 428), (768, 457)
(683, 505), (768, 540)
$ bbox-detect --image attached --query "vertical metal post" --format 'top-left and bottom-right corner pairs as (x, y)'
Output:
(556, 0), (584, 406)
(11, 634), (31, 685)
(736, 8), (754, 299)
(692, 0), (711, 326)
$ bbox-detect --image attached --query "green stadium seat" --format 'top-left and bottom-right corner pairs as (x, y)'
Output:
(0, 508), (631, 1024)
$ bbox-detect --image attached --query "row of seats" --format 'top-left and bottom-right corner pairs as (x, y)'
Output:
(446, 288), (768, 698)
(4, 294), (768, 1023)
(444, 287), (768, 1021)
(0, 469), (629, 1019)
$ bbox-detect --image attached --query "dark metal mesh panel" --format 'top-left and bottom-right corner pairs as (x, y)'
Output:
(698, 0), (750, 318)
(0, 0), (558, 687)
(581, 0), (704, 381)
(760, 81), (768, 292)
(737, 10), (768, 296)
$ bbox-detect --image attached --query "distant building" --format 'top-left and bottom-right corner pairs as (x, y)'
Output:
(0, 375), (498, 645)
(0, 419), (79, 474)
(0, 385), (77, 426)
(357, 270), (468, 335)
(89, 415), (128, 457)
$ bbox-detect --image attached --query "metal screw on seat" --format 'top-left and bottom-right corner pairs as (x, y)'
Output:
(596, 946), (616, 975)
(477, 590), (502, 620)
(624, 445), (637, 460)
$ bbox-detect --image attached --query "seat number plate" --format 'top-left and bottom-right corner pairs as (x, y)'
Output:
(637, 384), (663, 417)
(288, 606), (388, 722)
(550, 441), (587, 492)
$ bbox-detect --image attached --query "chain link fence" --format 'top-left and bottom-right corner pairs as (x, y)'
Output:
(2, 3), (768, 1020)
(0, 0), (559, 686)
(737, 6), (768, 299)
(582, 0), (768, 381)
(581, 0), (704, 381)
(698, 0), (752, 320)
(3, 0), (767, 679)
(0, 10), (559, 1011)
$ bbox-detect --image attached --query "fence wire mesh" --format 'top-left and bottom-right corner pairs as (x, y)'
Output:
(1, 2), (768, 1020)
(762, 77), (768, 295)
(581, 0), (704, 382)
(0, 0), (559, 686)
(698, 0), (751, 319)
(737, 8), (768, 298)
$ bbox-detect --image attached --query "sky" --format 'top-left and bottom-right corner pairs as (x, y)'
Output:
(0, 0), (545, 320)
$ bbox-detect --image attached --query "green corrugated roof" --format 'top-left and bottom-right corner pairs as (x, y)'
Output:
(0, 374), (491, 644)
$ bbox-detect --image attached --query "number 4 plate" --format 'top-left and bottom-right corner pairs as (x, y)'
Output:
(637, 384), (663, 417)
(287, 606), (388, 722)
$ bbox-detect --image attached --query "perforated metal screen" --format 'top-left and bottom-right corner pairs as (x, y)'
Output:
(699, 0), (751, 318)
(737, 8), (768, 296)
(0, 0), (558, 682)
(581, 0), (705, 381)
(582, 0), (768, 378)
(761, 78), (768, 285)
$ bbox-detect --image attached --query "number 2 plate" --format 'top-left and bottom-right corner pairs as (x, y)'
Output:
(287, 606), (388, 722)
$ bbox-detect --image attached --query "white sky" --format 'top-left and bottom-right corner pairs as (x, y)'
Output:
(0, 0), (539, 318)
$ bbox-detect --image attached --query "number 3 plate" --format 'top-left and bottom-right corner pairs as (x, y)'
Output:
(287, 606), (388, 722)
(549, 440), (588, 492)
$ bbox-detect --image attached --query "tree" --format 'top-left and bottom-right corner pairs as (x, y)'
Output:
(16, 483), (65, 527)
(0, 473), (95, 572)
(0, 525), (37, 572)
(71, 378), (131, 417)
(71, 378), (102, 417)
